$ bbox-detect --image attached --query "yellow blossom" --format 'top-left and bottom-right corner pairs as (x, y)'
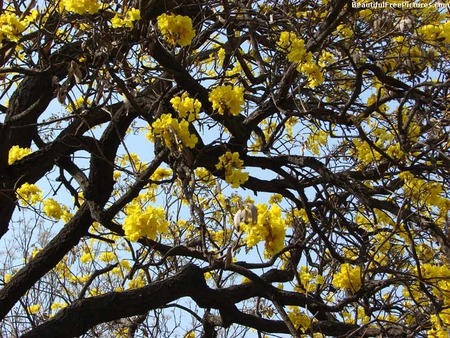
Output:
(170, 93), (202, 122)
(43, 198), (62, 219)
(111, 8), (140, 29)
(240, 203), (286, 258)
(16, 183), (42, 205)
(66, 97), (91, 113)
(157, 13), (195, 46)
(81, 252), (93, 264)
(4, 273), (13, 283)
(148, 114), (198, 149)
(61, 0), (100, 14)
(120, 260), (131, 271)
(298, 266), (324, 293)
(27, 304), (41, 314)
(43, 198), (73, 222)
(127, 270), (147, 289)
(195, 168), (215, 187)
(333, 263), (362, 293)
(215, 151), (249, 188)
(287, 306), (311, 332)
(98, 251), (116, 263)
(51, 302), (67, 313)
(209, 85), (245, 116)
(0, 11), (26, 42)
(8, 145), (32, 164)
(277, 31), (323, 88)
(297, 61), (324, 88)
(122, 203), (169, 241)
(151, 167), (173, 181)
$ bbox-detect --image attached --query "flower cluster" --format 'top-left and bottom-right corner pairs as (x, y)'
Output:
(170, 93), (202, 122)
(278, 32), (309, 63)
(277, 31), (324, 88)
(416, 264), (450, 337)
(157, 13), (195, 46)
(151, 167), (173, 181)
(122, 203), (169, 242)
(60, 0), (100, 14)
(215, 151), (249, 188)
(27, 304), (41, 315)
(15, 182), (73, 222)
(148, 113), (198, 149)
(0, 11), (26, 42)
(429, 311), (450, 338)
(297, 266), (324, 293)
(66, 97), (91, 113)
(8, 145), (32, 164)
(240, 203), (286, 258)
(119, 153), (146, 173)
(111, 8), (140, 29)
(333, 263), (362, 293)
(16, 183), (42, 205)
(98, 251), (116, 263)
(208, 85), (245, 116)
(195, 168), (215, 187)
(399, 171), (447, 208)
(43, 198), (73, 222)
(417, 22), (450, 44)
(287, 306), (311, 333)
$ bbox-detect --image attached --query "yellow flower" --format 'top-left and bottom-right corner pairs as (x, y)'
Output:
(43, 198), (63, 219)
(428, 309), (450, 338)
(333, 263), (362, 293)
(111, 8), (141, 29)
(80, 252), (93, 264)
(8, 145), (32, 164)
(127, 270), (147, 289)
(215, 151), (249, 188)
(297, 61), (324, 88)
(277, 31), (323, 88)
(217, 48), (226, 67)
(120, 260), (131, 271)
(51, 302), (67, 313)
(170, 93), (201, 122)
(43, 198), (72, 221)
(122, 203), (169, 241)
(27, 304), (41, 314)
(209, 85), (245, 116)
(66, 97), (91, 113)
(98, 251), (116, 263)
(298, 266), (323, 293)
(268, 193), (283, 204)
(16, 183), (42, 205)
(4, 273), (13, 283)
(61, 0), (100, 14)
(157, 13), (195, 46)
(287, 306), (311, 332)
(240, 203), (286, 258)
(277, 31), (311, 63)
(277, 31), (299, 52)
(195, 168), (215, 187)
(126, 8), (141, 21)
(0, 11), (26, 42)
(149, 114), (198, 149)
(151, 167), (173, 181)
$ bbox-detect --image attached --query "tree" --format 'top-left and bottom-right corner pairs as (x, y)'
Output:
(0, 0), (449, 336)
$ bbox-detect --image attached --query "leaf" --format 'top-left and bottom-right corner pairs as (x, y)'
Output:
(68, 60), (83, 84)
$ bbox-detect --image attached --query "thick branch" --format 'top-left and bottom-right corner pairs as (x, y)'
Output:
(21, 263), (382, 338)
